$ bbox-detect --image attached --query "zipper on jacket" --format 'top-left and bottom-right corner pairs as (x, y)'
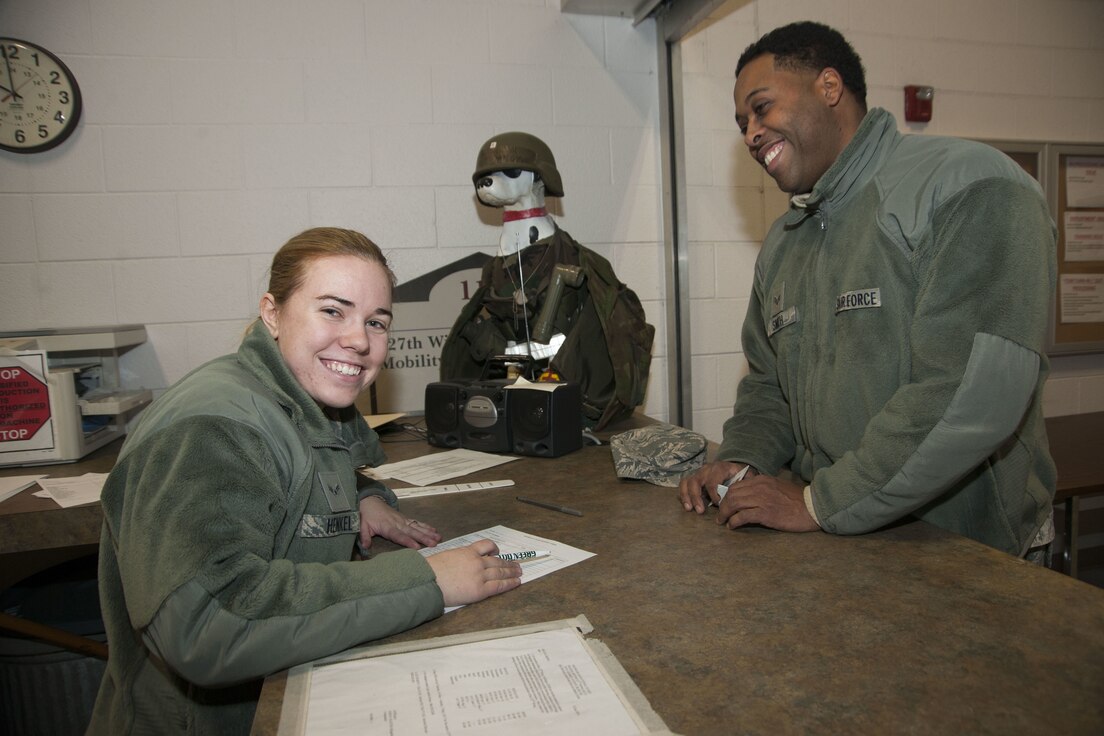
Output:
(803, 208), (828, 459)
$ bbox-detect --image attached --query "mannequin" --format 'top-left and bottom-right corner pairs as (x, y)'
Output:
(442, 131), (655, 430)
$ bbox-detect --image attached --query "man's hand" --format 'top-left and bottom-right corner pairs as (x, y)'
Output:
(716, 474), (819, 532)
(358, 495), (442, 552)
(426, 539), (523, 607)
(678, 461), (757, 513)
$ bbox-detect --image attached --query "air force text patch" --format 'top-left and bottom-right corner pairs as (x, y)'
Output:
(835, 287), (881, 314)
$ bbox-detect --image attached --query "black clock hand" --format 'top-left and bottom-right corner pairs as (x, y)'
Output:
(1, 45), (21, 101)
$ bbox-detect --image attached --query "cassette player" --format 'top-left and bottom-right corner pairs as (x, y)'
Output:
(425, 379), (511, 453)
(424, 378), (581, 458)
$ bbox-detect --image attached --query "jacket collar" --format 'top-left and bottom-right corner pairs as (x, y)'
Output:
(786, 107), (899, 221)
(237, 321), (378, 462)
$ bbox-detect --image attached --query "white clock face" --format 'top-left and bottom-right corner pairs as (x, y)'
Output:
(0, 38), (82, 154)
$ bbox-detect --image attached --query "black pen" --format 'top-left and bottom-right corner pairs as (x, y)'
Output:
(516, 496), (583, 517)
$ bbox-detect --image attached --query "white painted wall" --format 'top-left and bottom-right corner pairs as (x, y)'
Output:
(0, 0), (670, 418)
(682, 0), (1104, 443)
(2, 0), (1102, 438)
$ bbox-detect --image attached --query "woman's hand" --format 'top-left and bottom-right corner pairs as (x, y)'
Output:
(358, 495), (442, 552)
(426, 539), (523, 607)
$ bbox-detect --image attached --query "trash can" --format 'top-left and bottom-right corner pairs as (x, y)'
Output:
(0, 556), (105, 736)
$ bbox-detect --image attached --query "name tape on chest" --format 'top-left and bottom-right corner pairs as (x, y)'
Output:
(298, 511), (359, 538)
(767, 305), (798, 337)
(835, 287), (881, 314)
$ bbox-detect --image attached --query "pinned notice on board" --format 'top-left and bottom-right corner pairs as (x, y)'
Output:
(1060, 274), (1104, 323)
(1065, 213), (1104, 263)
(1066, 156), (1104, 209)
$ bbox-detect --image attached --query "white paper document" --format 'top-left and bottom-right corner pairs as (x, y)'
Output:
(32, 473), (108, 508)
(1064, 212), (1104, 262)
(1066, 156), (1104, 208)
(303, 627), (644, 736)
(367, 449), (518, 486)
(419, 525), (594, 589)
(0, 475), (45, 504)
(1060, 273), (1104, 323)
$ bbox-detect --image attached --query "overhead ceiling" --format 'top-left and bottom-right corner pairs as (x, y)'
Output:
(561, 0), (729, 41)
(559, 0), (666, 26)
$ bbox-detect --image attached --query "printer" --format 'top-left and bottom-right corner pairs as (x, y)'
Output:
(0, 325), (152, 467)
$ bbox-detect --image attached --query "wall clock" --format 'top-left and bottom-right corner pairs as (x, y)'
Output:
(0, 38), (82, 154)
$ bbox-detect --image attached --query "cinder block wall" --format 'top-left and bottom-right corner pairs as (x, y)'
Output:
(0, 0), (670, 419)
(2, 0), (1102, 438)
(682, 0), (1104, 443)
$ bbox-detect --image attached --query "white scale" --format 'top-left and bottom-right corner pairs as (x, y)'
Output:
(392, 479), (515, 499)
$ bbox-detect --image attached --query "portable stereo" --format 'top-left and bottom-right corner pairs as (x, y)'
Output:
(425, 379), (581, 457)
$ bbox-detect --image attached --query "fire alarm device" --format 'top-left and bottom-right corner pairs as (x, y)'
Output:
(904, 85), (934, 123)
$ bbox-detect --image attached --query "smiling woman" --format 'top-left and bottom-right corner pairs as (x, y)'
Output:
(87, 227), (523, 736)
(260, 249), (394, 414)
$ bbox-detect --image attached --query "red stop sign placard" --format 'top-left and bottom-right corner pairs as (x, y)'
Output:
(0, 366), (52, 442)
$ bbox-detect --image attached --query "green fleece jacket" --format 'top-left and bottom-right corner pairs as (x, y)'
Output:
(717, 108), (1057, 556)
(88, 322), (444, 736)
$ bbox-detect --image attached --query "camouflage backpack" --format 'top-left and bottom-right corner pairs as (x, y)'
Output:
(439, 227), (654, 430)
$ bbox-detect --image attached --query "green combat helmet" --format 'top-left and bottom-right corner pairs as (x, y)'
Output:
(472, 132), (564, 197)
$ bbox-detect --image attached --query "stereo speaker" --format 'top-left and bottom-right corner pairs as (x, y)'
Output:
(509, 382), (582, 458)
(424, 382), (464, 448)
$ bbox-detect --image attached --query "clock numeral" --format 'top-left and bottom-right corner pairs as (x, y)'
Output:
(3, 44), (18, 61)
(461, 280), (471, 300)
(14, 129), (25, 143)
(38, 124), (48, 139)
(59, 91), (69, 104)
(54, 111), (65, 123)
(49, 71), (61, 85)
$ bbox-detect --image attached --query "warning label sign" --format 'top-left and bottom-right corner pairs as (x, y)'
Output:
(0, 351), (55, 451)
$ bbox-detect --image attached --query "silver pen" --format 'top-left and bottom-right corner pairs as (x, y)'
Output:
(712, 464), (751, 505)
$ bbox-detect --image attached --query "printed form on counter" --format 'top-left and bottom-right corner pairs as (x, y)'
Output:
(279, 616), (673, 736)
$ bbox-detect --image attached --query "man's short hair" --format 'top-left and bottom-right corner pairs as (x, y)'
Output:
(736, 21), (867, 109)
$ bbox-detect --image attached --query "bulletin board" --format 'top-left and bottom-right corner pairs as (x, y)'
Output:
(980, 140), (1104, 356)
(1046, 144), (1104, 354)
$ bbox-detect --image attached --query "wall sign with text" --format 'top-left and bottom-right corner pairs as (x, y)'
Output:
(358, 253), (491, 416)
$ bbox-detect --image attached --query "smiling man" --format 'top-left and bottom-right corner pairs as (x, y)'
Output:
(678, 22), (1059, 561)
